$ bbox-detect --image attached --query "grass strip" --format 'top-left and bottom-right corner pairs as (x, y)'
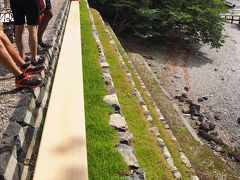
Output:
(91, 8), (175, 179)
(80, 1), (128, 179)
(106, 26), (197, 179)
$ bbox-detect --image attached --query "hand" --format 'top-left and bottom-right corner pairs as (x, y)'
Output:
(39, 0), (46, 13)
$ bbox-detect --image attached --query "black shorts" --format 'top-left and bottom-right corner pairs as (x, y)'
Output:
(45, 0), (52, 10)
(10, 0), (39, 26)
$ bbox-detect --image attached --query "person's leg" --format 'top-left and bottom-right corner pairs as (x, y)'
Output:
(0, 32), (25, 67)
(27, 25), (38, 61)
(0, 38), (43, 88)
(0, 38), (22, 76)
(25, 0), (40, 62)
(9, 0), (26, 59)
(38, 9), (53, 43)
(0, 31), (45, 75)
(14, 25), (25, 60)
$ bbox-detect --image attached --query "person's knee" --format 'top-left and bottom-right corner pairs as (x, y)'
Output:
(45, 9), (53, 19)
(28, 25), (38, 33)
(0, 32), (6, 39)
(0, 32), (8, 41)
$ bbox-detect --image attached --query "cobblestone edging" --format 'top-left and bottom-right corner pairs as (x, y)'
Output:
(94, 8), (200, 180)
(0, 1), (70, 180)
(85, 1), (146, 179)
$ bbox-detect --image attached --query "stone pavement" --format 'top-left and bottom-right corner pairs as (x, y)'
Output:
(0, 0), (68, 139)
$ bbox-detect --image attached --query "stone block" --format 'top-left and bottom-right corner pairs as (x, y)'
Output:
(162, 146), (171, 158)
(105, 85), (116, 95)
(9, 107), (34, 127)
(127, 169), (146, 180)
(100, 62), (109, 68)
(103, 94), (121, 113)
(109, 114), (128, 131)
(173, 171), (182, 180)
(103, 73), (112, 85)
(116, 144), (139, 169)
(180, 152), (192, 168)
(119, 131), (134, 146)
(0, 148), (17, 180)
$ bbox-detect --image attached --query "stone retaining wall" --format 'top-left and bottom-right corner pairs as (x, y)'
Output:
(85, 1), (146, 179)
(0, 1), (70, 179)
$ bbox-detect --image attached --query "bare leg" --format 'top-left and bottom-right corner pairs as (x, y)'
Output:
(38, 9), (53, 42)
(0, 39), (22, 77)
(15, 25), (25, 60)
(28, 25), (38, 61)
(0, 32), (25, 67)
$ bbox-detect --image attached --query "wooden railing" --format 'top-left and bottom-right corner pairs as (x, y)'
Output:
(221, 14), (240, 24)
(33, 1), (88, 180)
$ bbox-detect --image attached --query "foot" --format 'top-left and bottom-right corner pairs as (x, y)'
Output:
(38, 40), (52, 48)
(31, 56), (45, 66)
(20, 63), (45, 75)
(15, 74), (43, 88)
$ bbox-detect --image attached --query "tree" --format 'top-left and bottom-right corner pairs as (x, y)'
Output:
(89, 0), (227, 48)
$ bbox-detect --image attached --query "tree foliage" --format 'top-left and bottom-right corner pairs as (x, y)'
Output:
(88, 0), (227, 48)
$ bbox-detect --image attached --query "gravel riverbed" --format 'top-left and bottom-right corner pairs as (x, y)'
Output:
(121, 3), (240, 150)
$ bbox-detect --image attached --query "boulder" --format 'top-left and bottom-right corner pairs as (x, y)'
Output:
(209, 122), (216, 131)
(198, 130), (227, 146)
(182, 105), (190, 114)
(229, 148), (240, 162)
(199, 122), (210, 132)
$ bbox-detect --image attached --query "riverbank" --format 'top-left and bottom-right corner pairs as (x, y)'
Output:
(119, 17), (240, 177)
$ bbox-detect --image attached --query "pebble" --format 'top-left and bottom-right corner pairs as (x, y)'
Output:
(237, 118), (240, 124)
(174, 75), (181, 79)
(203, 96), (208, 100)
(198, 98), (204, 102)
(184, 87), (189, 92)
(214, 114), (221, 121)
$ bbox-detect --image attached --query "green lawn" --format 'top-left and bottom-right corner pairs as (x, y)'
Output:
(80, 1), (128, 179)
